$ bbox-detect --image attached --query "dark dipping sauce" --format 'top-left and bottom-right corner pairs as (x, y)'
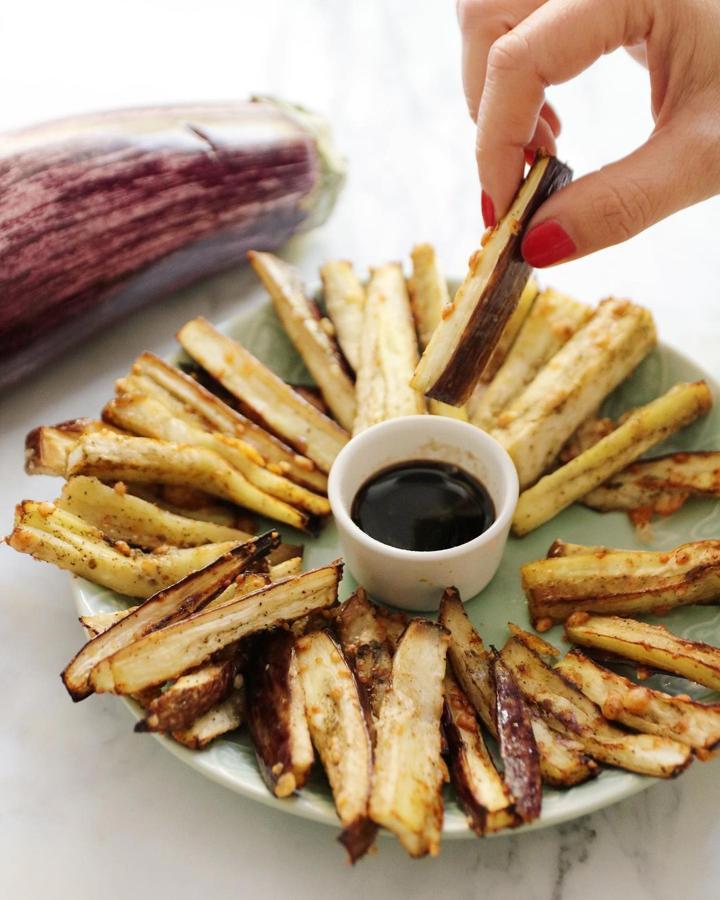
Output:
(351, 460), (495, 552)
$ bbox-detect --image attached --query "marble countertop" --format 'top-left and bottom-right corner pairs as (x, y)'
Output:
(2, 2), (719, 898)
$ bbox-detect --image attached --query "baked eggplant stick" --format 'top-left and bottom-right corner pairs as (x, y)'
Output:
(512, 380), (713, 535)
(89, 561), (343, 696)
(480, 277), (538, 383)
(246, 630), (314, 798)
(565, 613), (720, 693)
(319, 260), (366, 373)
(296, 630), (375, 863)
(249, 251), (356, 431)
(501, 629), (692, 777)
(523, 539), (720, 625)
(177, 317), (348, 473)
(369, 620), (448, 858)
(61, 533), (277, 699)
(411, 155), (572, 406)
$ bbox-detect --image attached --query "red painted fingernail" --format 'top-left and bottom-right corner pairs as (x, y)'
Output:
(524, 148), (536, 166)
(481, 190), (496, 228)
(522, 220), (576, 267)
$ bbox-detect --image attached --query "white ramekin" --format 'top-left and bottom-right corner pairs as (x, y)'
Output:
(328, 415), (519, 611)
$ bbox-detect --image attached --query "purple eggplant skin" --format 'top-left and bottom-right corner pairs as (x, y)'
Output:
(491, 649), (542, 824)
(0, 98), (345, 391)
(245, 629), (314, 798)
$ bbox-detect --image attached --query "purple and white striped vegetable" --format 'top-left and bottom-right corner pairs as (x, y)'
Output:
(0, 98), (345, 390)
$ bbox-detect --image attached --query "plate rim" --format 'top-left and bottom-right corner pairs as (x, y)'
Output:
(68, 293), (720, 839)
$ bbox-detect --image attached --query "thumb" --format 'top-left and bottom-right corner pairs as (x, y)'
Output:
(521, 124), (716, 267)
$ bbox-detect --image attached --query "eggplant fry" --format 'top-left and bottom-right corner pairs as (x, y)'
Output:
(61, 535), (277, 699)
(335, 587), (394, 740)
(90, 562), (343, 696)
(7, 501), (243, 600)
(139, 657), (241, 734)
(296, 630), (375, 863)
(130, 351), (326, 493)
(501, 629), (692, 777)
(246, 630), (314, 798)
(513, 381), (713, 535)
(369, 620), (448, 858)
(480, 278), (538, 383)
(557, 649), (720, 751)
(319, 260), (366, 373)
(442, 671), (517, 836)
(24, 418), (125, 476)
(472, 289), (592, 430)
(249, 251), (356, 430)
(408, 244), (468, 421)
(171, 687), (246, 750)
(491, 650), (542, 823)
(565, 614), (720, 693)
(80, 608), (135, 637)
(103, 391), (330, 517)
(529, 714), (598, 787)
(559, 416), (617, 463)
(177, 317), (348, 473)
(58, 476), (252, 549)
(411, 156), (572, 406)
(523, 540), (720, 624)
(353, 263), (426, 434)
(492, 298), (657, 488)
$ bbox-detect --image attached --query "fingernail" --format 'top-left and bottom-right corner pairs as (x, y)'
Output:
(481, 190), (496, 228)
(524, 148), (536, 166)
(522, 220), (576, 267)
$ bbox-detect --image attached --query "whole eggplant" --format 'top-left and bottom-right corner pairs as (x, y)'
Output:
(0, 98), (345, 391)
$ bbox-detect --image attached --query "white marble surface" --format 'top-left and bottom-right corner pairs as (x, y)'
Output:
(1, 1), (719, 898)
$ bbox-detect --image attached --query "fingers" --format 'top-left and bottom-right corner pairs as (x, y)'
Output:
(476, 0), (653, 218)
(521, 121), (717, 266)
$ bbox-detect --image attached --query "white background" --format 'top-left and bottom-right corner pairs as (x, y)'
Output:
(1, 2), (719, 898)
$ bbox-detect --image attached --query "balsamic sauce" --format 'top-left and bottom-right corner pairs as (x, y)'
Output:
(351, 460), (495, 552)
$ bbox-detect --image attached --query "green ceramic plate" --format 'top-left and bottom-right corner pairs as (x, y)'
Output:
(71, 289), (720, 838)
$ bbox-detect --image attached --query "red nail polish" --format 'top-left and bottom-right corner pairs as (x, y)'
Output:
(481, 190), (495, 228)
(522, 220), (576, 267)
(524, 148), (536, 166)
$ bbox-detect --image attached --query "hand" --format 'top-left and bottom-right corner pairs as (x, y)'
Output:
(458, 0), (720, 266)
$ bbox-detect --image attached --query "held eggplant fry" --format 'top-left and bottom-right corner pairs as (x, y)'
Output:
(408, 244), (468, 421)
(89, 561), (343, 696)
(480, 277), (538, 383)
(369, 620), (449, 858)
(500, 630), (692, 777)
(523, 540), (720, 625)
(249, 251), (356, 431)
(66, 431), (315, 532)
(492, 298), (657, 488)
(130, 352), (326, 493)
(6, 501), (244, 600)
(24, 419), (126, 476)
(58, 476), (253, 549)
(557, 649), (720, 751)
(61, 535), (276, 699)
(411, 156), (572, 406)
(442, 671), (517, 836)
(353, 263), (426, 434)
(319, 260), (366, 372)
(335, 587), (394, 740)
(246, 630), (314, 798)
(512, 381), (713, 535)
(472, 289), (592, 431)
(296, 630), (375, 863)
(103, 392), (330, 517)
(177, 317), (348, 473)
(491, 650), (542, 824)
(565, 614), (720, 692)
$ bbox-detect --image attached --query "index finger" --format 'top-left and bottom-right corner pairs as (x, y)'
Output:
(476, 0), (652, 217)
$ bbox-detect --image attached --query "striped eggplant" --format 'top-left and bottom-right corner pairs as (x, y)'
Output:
(0, 97), (345, 391)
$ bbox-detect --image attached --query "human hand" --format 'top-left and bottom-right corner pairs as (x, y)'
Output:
(458, 0), (720, 265)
